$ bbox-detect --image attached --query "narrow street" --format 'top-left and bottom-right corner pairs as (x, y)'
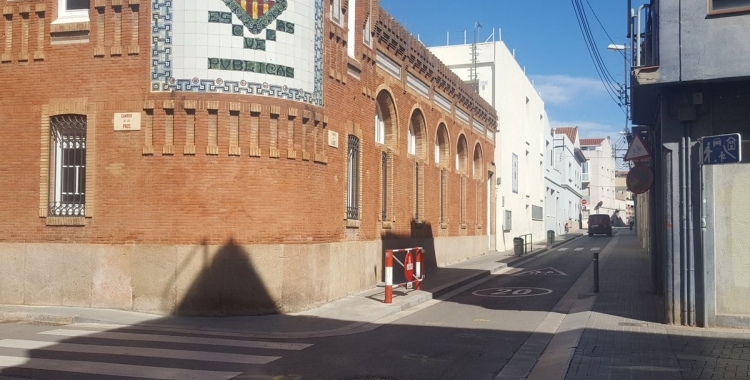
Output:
(0, 234), (614, 380)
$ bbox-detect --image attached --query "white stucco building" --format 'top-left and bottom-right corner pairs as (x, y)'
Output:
(429, 40), (546, 251)
(545, 127), (586, 234)
(580, 137), (618, 227)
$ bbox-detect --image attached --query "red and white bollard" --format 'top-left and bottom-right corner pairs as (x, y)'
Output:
(384, 249), (393, 303)
(415, 248), (422, 290)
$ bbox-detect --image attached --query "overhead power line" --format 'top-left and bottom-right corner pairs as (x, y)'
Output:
(569, 0), (627, 115)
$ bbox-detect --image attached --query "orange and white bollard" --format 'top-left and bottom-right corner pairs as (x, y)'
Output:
(384, 249), (393, 303)
(415, 248), (422, 290)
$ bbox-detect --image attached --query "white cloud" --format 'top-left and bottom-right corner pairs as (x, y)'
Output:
(530, 75), (607, 105)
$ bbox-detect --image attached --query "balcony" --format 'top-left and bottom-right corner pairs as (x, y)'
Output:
(630, 1), (659, 125)
(582, 172), (590, 184)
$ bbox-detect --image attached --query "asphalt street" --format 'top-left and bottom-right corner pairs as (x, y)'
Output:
(0, 234), (615, 380)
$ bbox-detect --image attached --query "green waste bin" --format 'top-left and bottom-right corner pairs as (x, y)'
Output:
(547, 230), (555, 245)
(513, 237), (524, 256)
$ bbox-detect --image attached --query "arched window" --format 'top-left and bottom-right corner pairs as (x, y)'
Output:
(435, 123), (449, 166)
(375, 91), (397, 148)
(408, 121), (416, 156)
(456, 135), (468, 174)
(375, 103), (385, 144)
(473, 143), (483, 179)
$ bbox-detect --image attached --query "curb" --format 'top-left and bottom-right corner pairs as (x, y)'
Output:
(0, 311), (75, 326)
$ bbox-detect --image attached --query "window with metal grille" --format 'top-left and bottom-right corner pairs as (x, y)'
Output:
(415, 162), (420, 221)
(49, 115), (87, 217)
(347, 135), (360, 220)
(381, 151), (388, 221)
(440, 169), (447, 224)
(460, 176), (467, 225)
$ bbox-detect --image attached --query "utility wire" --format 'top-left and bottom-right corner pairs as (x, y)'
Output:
(585, 0), (626, 59)
(570, 0), (626, 114)
(573, 0), (622, 93)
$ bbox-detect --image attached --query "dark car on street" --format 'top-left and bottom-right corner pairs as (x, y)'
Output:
(588, 214), (613, 237)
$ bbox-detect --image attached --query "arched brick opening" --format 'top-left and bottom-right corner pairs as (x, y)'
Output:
(376, 90), (398, 149)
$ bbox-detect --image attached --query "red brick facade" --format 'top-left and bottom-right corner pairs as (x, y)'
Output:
(0, 0), (497, 314)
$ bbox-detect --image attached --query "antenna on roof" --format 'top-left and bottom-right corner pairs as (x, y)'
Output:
(469, 22), (482, 93)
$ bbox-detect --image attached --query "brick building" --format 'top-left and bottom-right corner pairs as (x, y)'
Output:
(0, 0), (497, 315)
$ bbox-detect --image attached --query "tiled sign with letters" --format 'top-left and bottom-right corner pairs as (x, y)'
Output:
(151, 0), (323, 106)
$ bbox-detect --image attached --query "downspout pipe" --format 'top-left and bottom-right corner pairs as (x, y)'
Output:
(679, 125), (688, 325)
(686, 125), (696, 326)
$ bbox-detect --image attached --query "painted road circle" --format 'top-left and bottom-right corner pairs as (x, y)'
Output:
(472, 287), (553, 298)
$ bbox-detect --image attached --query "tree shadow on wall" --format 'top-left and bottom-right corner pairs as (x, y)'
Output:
(175, 238), (279, 316)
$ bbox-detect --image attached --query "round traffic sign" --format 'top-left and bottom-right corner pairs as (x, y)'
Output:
(626, 164), (654, 194)
(403, 252), (414, 281)
(582, 199), (587, 205)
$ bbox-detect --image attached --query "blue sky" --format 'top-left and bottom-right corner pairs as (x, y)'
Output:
(379, 0), (647, 142)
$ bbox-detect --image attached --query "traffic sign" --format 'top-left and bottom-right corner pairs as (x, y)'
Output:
(624, 134), (651, 161)
(702, 133), (742, 165)
(626, 164), (654, 194)
(581, 199), (587, 205)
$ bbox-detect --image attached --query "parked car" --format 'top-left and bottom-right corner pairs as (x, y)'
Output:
(588, 214), (612, 237)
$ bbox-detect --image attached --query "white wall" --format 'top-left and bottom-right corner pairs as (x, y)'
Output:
(430, 41), (546, 250)
(544, 130), (584, 235)
(581, 138), (616, 226)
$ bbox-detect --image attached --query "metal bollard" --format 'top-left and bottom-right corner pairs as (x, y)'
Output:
(593, 251), (600, 293)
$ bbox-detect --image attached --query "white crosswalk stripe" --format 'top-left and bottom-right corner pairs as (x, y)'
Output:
(557, 248), (569, 251)
(0, 355), (241, 380)
(0, 326), (314, 380)
(0, 339), (279, 364)
(591, 247), (601, 251)
(40, 329), (311, 350)
(574, 248), (584, 251)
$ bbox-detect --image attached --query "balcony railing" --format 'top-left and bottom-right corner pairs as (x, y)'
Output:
(631, 2), (658, 68)
(582, 173), (590, 183)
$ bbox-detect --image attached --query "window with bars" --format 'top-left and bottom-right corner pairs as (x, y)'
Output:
(460, 176), (467, 225)
(347, 135), (360, 220)
(381, 151), (388, 221)
(49, 115), (87, 217)
(414, 162), (420, 221)
(440, 169), (447, 224)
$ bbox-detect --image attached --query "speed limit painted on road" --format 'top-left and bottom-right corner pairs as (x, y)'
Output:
(472, 287), (553, 298)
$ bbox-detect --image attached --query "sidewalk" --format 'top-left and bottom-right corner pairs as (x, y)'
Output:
(0, 232), (582, 339)
(562, 230), (750, 380)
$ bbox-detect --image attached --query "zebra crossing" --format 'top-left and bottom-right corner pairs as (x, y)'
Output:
(556, 247), (600, 252)
(0, 324), (313, 379)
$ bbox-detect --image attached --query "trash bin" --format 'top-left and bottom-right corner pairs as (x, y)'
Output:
(547, 230), (555, 245)
(513, 237), (524, 256)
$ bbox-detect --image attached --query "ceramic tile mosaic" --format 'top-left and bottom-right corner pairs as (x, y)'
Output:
(151, 0), (324, 106)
